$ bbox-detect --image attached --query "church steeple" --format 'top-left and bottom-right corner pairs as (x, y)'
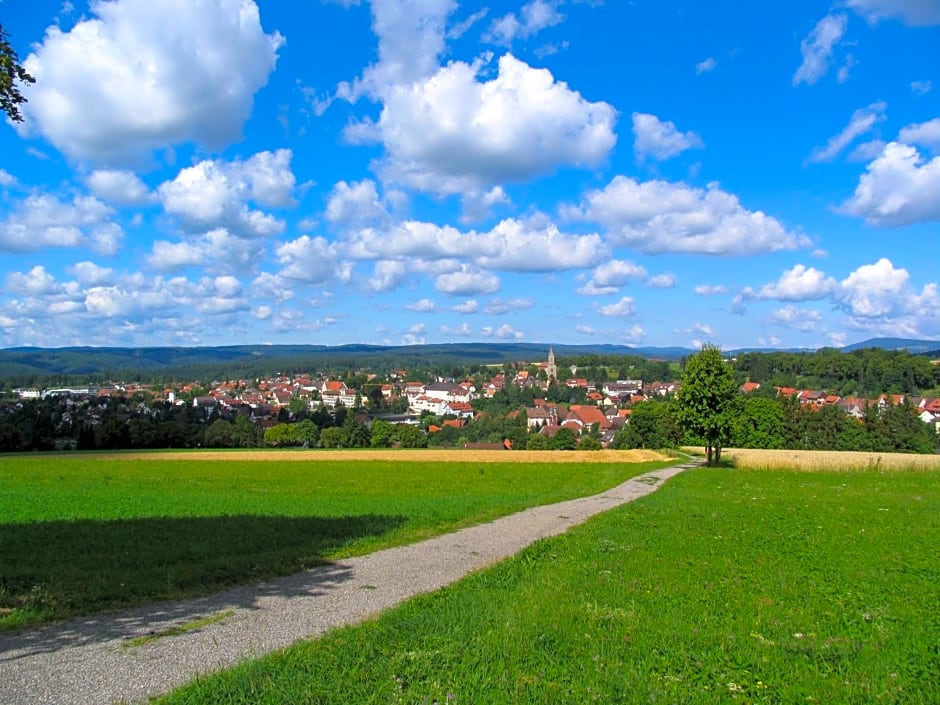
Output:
(546, 347), (557, 381)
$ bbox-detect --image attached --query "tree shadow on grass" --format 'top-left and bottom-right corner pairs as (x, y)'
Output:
(0, 513), (406, 653)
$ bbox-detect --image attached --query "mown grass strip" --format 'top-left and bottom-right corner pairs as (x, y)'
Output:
(0, 454), (671, 629)
(157, 467), (940, 705)
(124, 610), (234, 649)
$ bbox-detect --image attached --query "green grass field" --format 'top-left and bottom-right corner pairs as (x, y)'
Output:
(0, 453), (671, 629)
(157, 467), (940, 705)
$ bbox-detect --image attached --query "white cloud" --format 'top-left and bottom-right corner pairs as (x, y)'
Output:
(694, 285), (728, 296)
(441, 322), (473, 336)
(676, 322), (716, 339)
(147, 228), (263, 274)
(326, 179), (389, 225)
(447, 9), (488, 39)
(566, 176), (809, 255)
(20, 0), (284, 163)
(460, 186), (510, 224)
(0, 170), (17, 187)
(275, 235), (350, 284)
(624, 324), (646, 343)
(69, 261), (114, 286)
(339, 0), (456, 102)
(840, 141), (940, 226)
(251, 272), (294, 302)
(848, 139), (888, 162)
(158, 150), (295, 237)
(351, 54), (617, 194)
(6, 266), (60, 296)
(0, 193), (123, 254)
(484, 298), (534, 315)
(911, 80), (932, 95)
(632, 113), (704, 162)
(473, 217), (606, 272)
(695, 57), (717, 74)
(485, 0), (564, 45)
(453, 299), (479, 313)
(845, 0), (940, 26)
(367, 260), (409, 292)
(898, 118), (940, 153)
(434, 267), (500, 295)
(407, 298), (437, 312)
(839, 257), (909, 317)
(347, 216), (606, 273)
(806, 101), (886, 163)
(646, 273), (676, 289)
(793, 13), (847, 86)
(771, 306), (822, 332)
(85, 169), (154, 205)
(597, 296), (636, 318)
(754, 264), (838, 301)
(578, 259), (647, 295)
(480, 323), (524, 339)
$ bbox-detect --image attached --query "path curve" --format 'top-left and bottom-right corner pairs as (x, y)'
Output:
(0, 461), (697, 705)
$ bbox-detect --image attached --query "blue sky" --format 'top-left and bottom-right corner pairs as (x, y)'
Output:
(0, 0), (938, 350)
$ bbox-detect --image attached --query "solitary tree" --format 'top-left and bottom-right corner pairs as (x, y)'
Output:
(675, 344), (739, 465)
(1, 23), (35, 123)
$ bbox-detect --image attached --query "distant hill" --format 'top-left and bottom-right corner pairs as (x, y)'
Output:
(839, 337), (940, 354)
(1, 337), (937, 382)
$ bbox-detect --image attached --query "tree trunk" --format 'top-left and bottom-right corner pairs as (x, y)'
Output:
(706, 443), (713, 465)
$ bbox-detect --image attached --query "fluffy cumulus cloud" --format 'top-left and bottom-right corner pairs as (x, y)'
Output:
(840, 142), (940, 226)
(771, 306), (823, 332)
(84, 170), (154, 206)
(434, 266), (500, 295)
(275, 236), (350, 284)
(754, 264), (838, 301)
(484, 298), (533, 315)
(807, 101), (886, 163)
(326, 179), (390, 226)
(340, 0), (456, 102)
(566, 176), (809, 255)
(0, 193), (123, 254)
(597, 296), (636, 318)
(346, 216), (606, 274)
(578, 260), (647, 295)
(632, 113), (704, 162)
(898, 118), (940, 153)
(480, 323), (524, 339)
(147, 228), (264, 274)
(0, 267), (261, 346)
(484, 0), (564, 45)
(838, 257), (910, 318)
(19, 0), (284, 163)
(472, 218), (606, 272)
(158, 150), (295, 237)
(740, 258), (940, 338)
(845, 0), (940, 26)
(793, 13), (847, 86)
(349, 54), (617, 194)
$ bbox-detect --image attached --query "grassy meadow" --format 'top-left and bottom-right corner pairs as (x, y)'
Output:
(0, 450), (669, 629)
(159, 464), (940, 704)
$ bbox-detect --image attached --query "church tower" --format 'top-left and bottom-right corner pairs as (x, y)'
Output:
(546, 347), (558, 381)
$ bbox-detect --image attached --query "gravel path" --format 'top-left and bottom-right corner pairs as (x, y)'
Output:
(0, 462), (696, 705)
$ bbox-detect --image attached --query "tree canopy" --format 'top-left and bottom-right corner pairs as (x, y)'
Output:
(675, 344), (739, 465)
(1, 23), (35, 123)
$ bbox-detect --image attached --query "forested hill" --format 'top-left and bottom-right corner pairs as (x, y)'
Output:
(0, 338), (937, 385)
(0, 342), (675, 382)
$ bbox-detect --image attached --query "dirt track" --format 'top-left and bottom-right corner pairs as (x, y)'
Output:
(99, 449), (669, 463)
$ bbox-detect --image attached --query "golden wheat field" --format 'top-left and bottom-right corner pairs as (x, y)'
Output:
(104, 448), (670, 463)
(719, 447), (940, 471)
